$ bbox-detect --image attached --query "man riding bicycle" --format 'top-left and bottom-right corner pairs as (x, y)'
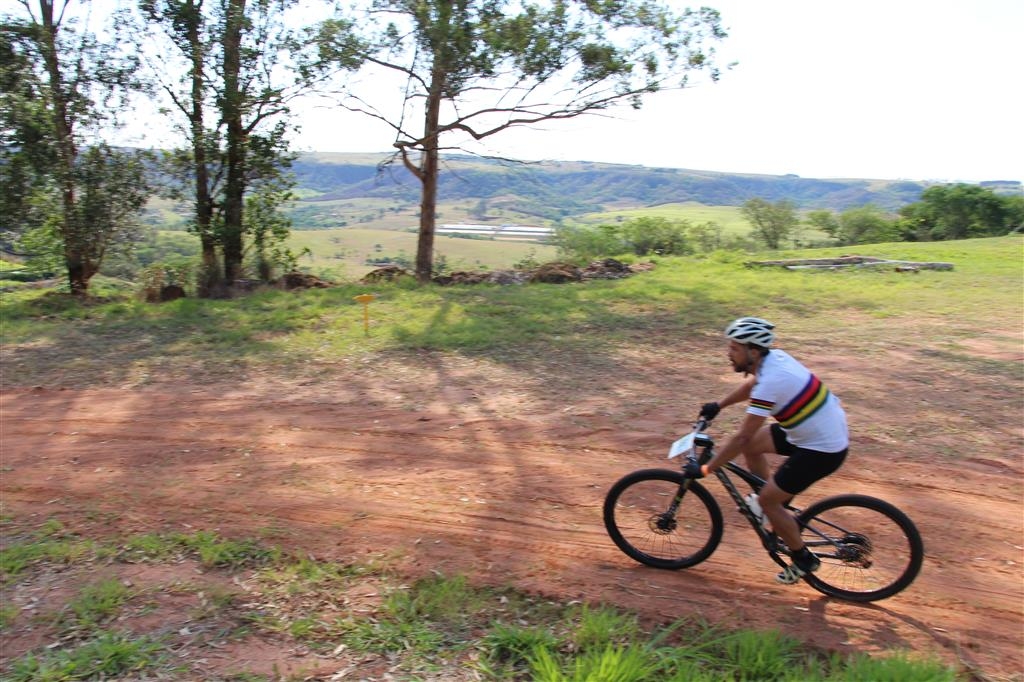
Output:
(684, 317), (849, 584)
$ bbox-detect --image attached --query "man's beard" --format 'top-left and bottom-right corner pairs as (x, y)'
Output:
(731, 359), (751, 373)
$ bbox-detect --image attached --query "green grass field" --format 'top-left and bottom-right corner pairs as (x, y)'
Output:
(572, 202), (750, 231)
(141, 200), (835, 280)
(3, 235), (1020, 376)
(288, 227), (558, 279)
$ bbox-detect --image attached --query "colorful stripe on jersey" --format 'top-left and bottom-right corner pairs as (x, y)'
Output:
(774, 374), (830, 428)
(750, 397), (775, 412)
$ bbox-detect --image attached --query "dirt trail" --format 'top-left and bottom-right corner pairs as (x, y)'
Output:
(2, 343), (1022, 681)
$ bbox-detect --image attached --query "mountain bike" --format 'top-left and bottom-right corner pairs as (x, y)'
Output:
(603, 419), (924, 602)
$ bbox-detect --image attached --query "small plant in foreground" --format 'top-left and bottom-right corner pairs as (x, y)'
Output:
(568, 603), (641, 650)
(0, 527), (100, 581)
(386, 573), (484, 624)
(828, 651), (960, 681)
(65, 578), (131, 630)
(117, 530), (278, 568)
(482, 621), (561, 661)
(528, 642), (662, 682)
(7, 632), (165, 681)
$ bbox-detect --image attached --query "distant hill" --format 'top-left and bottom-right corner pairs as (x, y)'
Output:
(290, 152), (935, 228)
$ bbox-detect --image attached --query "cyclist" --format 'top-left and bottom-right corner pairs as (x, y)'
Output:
(683, 317), (849, 584)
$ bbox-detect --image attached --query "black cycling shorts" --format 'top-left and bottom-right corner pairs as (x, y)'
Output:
(770, 423), (847, 496)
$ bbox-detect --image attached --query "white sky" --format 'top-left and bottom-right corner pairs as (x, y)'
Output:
(289, 0), (1024, 183)
(91, 0), (1021, 183)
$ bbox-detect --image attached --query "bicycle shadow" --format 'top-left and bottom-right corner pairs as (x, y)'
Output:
(803, 596), (981, 674)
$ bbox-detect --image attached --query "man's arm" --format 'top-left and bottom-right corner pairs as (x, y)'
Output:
(718, 376), (756, 409)
(703, 412), (766, 474)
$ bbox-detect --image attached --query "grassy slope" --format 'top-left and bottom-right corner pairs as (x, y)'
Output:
(573, 202), (750, 231)
(2, 236), (1020, 382)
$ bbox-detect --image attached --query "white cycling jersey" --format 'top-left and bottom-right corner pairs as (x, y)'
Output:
(748, 349), (849, 453)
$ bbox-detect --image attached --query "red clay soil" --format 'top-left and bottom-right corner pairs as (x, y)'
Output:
(1, 339), (1022, 679)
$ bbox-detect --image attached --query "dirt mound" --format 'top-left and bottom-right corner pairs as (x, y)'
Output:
(429, 259), (654, 286)
(320, 259), (656, 287)
(361, 265), (414, 283)
(278, 272), (335, 289)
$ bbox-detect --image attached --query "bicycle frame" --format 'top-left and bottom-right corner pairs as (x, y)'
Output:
(676, 428), (795, 569)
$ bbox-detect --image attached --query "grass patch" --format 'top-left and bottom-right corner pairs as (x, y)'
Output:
(119, 530), (278, 568)
(0, 522), (102, 583)
(6, 631), (165, 681)
(64, 578), (131, 630)
(2, 236), (1020, 388)
(0, 522), (966, 681)
(0, 602), (19, 630)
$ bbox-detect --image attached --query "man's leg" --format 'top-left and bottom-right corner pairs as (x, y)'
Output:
(758, 478), (800, 550)
(741, 424), (776, 481)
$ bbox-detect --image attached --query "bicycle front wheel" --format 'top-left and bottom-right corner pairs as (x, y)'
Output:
(798, 494), (924, 602)
(603, 469), (723, 570)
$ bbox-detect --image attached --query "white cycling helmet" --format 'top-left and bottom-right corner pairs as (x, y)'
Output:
(725, 317), (775, 348)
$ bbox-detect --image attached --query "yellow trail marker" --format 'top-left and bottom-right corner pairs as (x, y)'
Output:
(353, 293), (375, 335)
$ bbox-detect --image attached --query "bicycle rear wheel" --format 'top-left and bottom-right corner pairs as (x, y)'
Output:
(798, 494), (924, 602)
(603, 469), (723, 570)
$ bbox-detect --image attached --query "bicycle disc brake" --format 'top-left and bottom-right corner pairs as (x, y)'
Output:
(647, 512), (678, 535)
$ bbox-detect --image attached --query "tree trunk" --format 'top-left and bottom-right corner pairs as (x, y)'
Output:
(414, 68), (444, 283)
(188, 0), (221, 297)
(221, 0), (246, 285)
(37, 0), (85, 295)
(198, 236), (220, 296)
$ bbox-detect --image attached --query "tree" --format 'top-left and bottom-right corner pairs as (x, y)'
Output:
(898, 184), (1017, 241)
(0, 23), (49, 242)
(805, 209), (840, 241)
(741, 198), (797, 249)
(138, 0), (220, 294)
(554, 223), (626, 261)
(314, 0), (726, 281)
(245, 178), (306, 281)
(620, 216), (691, 256)
(807, 206), (896, 246)
(689, 220), (724, 252)
(836, 205), (896, 245)
(554, 216), (692, 260)
(1, 1), (148, 295)
(138, 0), (324, 293)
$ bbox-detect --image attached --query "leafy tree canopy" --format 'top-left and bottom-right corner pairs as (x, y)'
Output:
(741, 198), (797, 250)
(898, 184), (1023, 241)
(309, 0), (727, 279)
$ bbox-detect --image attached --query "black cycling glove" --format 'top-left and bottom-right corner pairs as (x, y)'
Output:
(682, 458), (706, 479)
(699, 402), (721, 421)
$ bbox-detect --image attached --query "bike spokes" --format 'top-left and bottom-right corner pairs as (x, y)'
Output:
(603, 469), (724, 570)
(798, 495), (923, 602)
